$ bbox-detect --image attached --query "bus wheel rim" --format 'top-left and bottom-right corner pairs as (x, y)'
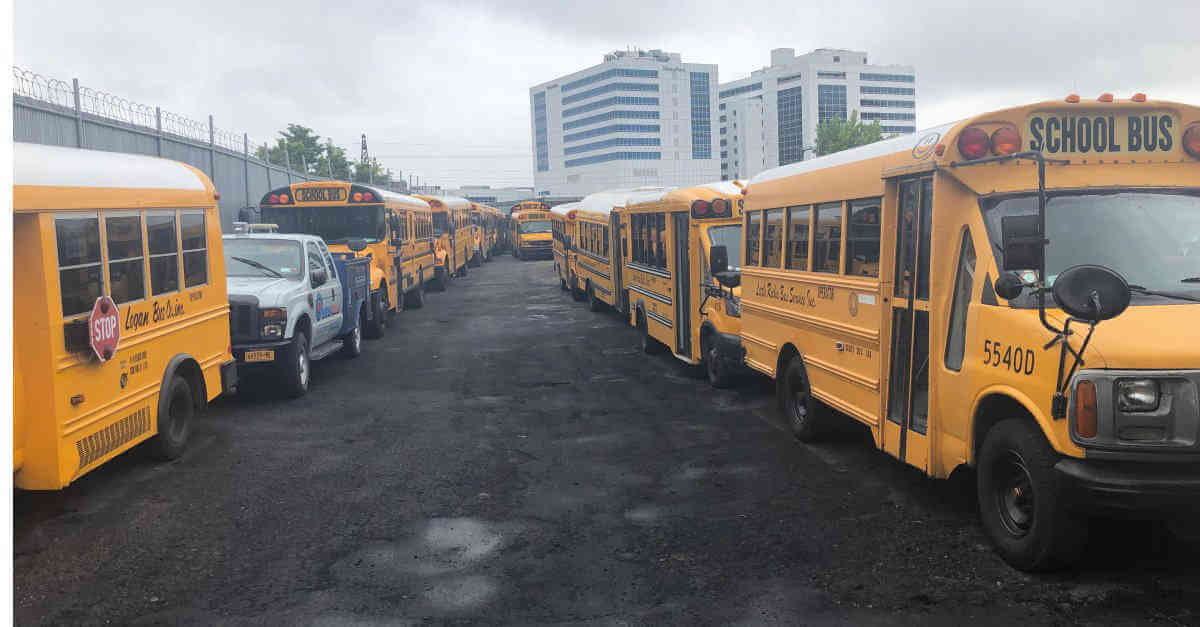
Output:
(789, 371), (808, 421)
(168, 389), (189, 440)
(707, 345), (720, 380)
(994, 450), (1035, 537)
(352, 326), (361, 351)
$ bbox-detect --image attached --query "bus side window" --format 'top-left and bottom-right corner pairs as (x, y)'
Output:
(786, 205), (810, 271)
(763, 208), (784, 268)
(147, 211), (180, 295)
(847, 198), (881, 277)
(656, 213), (666, 269)
(55, 214), (104, 317)
(745, 211), (761, 266)
(813, 201), (843, 274)
(603, 226), (609, 258)
(181, 211), (208, 287)
(944, 229), (976, 371)
(104, 213), (146, 304)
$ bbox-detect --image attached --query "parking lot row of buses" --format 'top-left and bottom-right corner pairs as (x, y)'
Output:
(550, 97), (1200, 572)
(13, 141), (508, 491)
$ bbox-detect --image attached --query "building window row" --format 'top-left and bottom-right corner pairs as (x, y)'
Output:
(720, 151), (728, 158)
(860, 99), (915, 109)
(817, 71), (845, 79)
(861, 85), (915, 96)
(563, 109), (659, 131)
(563, 123), (660, 143)
(564, 151), (661, 168)
(533, 91), (549, 172)
(860, 73), (915, 83)
(563, 96), (659, 118)
(718, 82), (762, 99)
(881, 125), (917, 134)
(861, 111), (915, 121)
(561, 81), (659, 105)
(689, 71), (712, 159)
(777, 86), (805, 166)
(562, 68), (659, 92)
(563, 137), (661, 155)
(817, 84), (847, 122)
(778, 73), (803, 85)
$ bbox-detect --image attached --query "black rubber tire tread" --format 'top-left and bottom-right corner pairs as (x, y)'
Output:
(588, 284), (603, 312)
(976, 418), (1088, 572)
(639, 313), (666, 355)
(363, 291), (386, 339)
(407, 277), (425, 309)
(151, 375), (193, 460)
(282, 332), (310, 398)
(703, 334), (734, 389)
(777, 356), (827, 442)
(341, 310), (363, 358)
(570, 276), (586, 302)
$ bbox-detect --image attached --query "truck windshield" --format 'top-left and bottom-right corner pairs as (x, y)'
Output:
(519, 220), (552, 234)
(707, 225), (743, 272)
(981, 190), (1200, 305)
(224, 239), (303, 279)
(261, 205), (385, 244)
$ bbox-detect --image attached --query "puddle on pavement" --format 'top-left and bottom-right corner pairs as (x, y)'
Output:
(423, 574), (499, 611)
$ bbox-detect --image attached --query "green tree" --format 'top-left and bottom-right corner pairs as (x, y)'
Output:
(255, 125), (351, 179)
(352, 158), (392, 186)
(815, 110), (884, 156)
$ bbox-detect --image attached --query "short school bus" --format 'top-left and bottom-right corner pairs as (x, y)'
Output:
(13, 143), (235, 490)
(260, 182), (435, 334)
(549, 202), (578, 289)
(469, 202), (501, 262)
(416, 195), (473, 280)
(617, 185), (746, 385)
(739, 97), (1200, 570)
(567, 188), (670, 306)
(511, 200), (554, 260)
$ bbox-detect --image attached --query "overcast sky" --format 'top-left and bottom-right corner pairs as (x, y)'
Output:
(14, 0), (1200, 189)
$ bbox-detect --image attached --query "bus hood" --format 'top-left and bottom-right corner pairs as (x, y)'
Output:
(227, 276), (302, 307)
(1071, 304), (1200, 370)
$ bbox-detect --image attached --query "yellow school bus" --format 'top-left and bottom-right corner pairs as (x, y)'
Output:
(13, 143), (236, 490)
(570, 188), (669, 309)
(619, 184), (747, 386)
(510, 200), (554, 260)
(468, 202), (501, 264)
(261, 183), (436, 334)
(740, 97), (1200, 570)
(549, 202), (579, 290)
(416, 195), (472, 281)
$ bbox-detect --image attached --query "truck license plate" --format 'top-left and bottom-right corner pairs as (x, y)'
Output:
(244, 350), (274, 363)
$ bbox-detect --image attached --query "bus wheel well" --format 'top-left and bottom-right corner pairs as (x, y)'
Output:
(175, 358), (206, 412)
(776, 343), (800, 379)
(972, 393), (1036, 463)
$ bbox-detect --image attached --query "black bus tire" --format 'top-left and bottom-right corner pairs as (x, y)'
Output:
(151, 375), (194, 460)
(778, 355), (827, 442)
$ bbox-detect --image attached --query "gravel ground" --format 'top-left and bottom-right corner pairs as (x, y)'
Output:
(13, 255), (1200, 625)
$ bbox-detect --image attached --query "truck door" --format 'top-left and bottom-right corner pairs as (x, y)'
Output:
(307, 241), (341, 346)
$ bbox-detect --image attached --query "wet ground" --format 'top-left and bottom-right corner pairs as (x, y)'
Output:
(13, 255), (1200, 625)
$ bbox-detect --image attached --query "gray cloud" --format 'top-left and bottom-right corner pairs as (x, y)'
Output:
(16, 0), (1200, 188)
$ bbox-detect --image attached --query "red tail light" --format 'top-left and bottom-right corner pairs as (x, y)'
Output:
(352, 192), (363, 202)
(1132, 92), (1147, 103)
(691, 199), (711, 217)
(1184, 125), (1200, 159)
(1065, 93), (1080, 103)
(957, 127), (990, 160)
(1098, 93), (1113, 103)
(362, 192), (374, 202)
(712, 198), (728, 217)
(990, 126), (1022, 156)
(279, 194), (289, 204)
(269, 194), (279, 203)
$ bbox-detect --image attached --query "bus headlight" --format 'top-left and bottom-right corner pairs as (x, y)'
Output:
(725, 295), (741, 317)
(1117, 379), (1160, 412)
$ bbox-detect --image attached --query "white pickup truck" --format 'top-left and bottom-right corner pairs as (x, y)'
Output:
(224, 231), (372, 397)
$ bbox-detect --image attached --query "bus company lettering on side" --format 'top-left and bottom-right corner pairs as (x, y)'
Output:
(1027, 113), (1175, 154)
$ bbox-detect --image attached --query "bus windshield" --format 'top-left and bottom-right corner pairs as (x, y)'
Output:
(224, 238), (303, 279)
(707, 225), (743, 272)
(262, 205), (385, 244)
(981, 190), (1200, 304)
(519, 220), (552, 234)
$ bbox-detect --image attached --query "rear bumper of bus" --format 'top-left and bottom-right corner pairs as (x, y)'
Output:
(1055, 457), (1200, 516)
(517, 243), (553, 259)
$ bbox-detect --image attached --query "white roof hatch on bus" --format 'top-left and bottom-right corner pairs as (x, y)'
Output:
(581, 186), (675, 214)
(14, 142), (209, 191)
(550, 202), (581, 217)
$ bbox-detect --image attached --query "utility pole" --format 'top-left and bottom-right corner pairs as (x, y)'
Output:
(361, 134), (372, 185)
(326, 144), (335, 180)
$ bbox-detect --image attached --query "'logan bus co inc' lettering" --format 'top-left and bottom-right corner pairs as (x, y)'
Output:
(1028, 113), (1174, 155)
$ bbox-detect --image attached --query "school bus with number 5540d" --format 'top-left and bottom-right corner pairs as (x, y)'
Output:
(13, 143), (236, 490)
(739, 96), (1200, 571)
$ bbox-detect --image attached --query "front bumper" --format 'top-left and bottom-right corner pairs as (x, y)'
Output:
(712, 331), (746, 370)
(518, 243), (553, 259)
(1055, 457), (1200, 516)
(232, 337), (294, 369)
(220, 359), (238, 395)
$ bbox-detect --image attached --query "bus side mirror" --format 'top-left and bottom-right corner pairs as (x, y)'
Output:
(347, 239), (368, 252)
(1000, 214), (1043, 272)
(994, 272), (1025, 300)
(709, 245), (729, 274)
(715, 271), (741, 289)
(1052, 264), (1131, 322)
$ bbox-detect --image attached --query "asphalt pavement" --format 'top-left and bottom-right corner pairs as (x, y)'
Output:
(13, 255), (1200, 625)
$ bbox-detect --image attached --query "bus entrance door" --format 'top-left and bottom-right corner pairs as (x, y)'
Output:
(611, 213), (624, 313)
(673, 213), (692, 357)
(883, 177), (933, 472)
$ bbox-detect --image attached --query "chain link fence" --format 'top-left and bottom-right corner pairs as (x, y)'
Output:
(12, 66), (333, 229)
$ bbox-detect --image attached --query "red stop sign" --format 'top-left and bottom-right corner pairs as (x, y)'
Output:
(89, 295), (121, 362)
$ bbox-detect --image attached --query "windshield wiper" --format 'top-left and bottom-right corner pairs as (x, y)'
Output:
(1127, 284), (1200, 303)
(230, 256), (283, 278)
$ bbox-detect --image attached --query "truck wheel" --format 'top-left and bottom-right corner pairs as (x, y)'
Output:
(778, 355), (827, 442)
(282, 333), (310, 398)
(342, 310), (363, 358)
(363, 292), (387, 339)
(151, 375), (193, 460)
(977, 419), (1087, 571)
(703, 334), (734, 389)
